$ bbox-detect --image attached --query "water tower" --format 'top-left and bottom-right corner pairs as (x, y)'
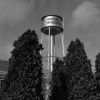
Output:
(41, 15), (65, 72)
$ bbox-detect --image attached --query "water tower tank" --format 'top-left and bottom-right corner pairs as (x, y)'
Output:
(41, 15), (63, 35)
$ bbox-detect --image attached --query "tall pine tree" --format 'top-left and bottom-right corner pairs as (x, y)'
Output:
(65, 39), (96, 100)
(1, 30), (44, 100)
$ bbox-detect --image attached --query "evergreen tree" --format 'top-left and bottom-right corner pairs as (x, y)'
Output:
(65, 39), (96, 100)
(1, 30), (44, 100)
(94, 53), (100, 97)
(50, 58), (67, 100)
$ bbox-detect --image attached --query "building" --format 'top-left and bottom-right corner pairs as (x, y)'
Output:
(0, 60), (8, 87)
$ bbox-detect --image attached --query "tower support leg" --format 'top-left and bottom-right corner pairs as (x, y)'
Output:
(61, 33), (65, 57)
(40, 33), (44, 54)
(50, 35), (53, 72)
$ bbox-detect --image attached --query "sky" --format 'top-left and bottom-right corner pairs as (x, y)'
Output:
(0, 0), (100, 71)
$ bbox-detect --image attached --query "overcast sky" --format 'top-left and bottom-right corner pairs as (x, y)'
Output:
(0, 0), (100, 70)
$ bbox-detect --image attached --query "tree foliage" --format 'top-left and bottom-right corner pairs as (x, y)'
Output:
(95, 53), (100, 73)
(1, 30), (44, 100)
(94, 53), (100, 96)
(50, 58), (67, 100)
(65, 39), (96, 100)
